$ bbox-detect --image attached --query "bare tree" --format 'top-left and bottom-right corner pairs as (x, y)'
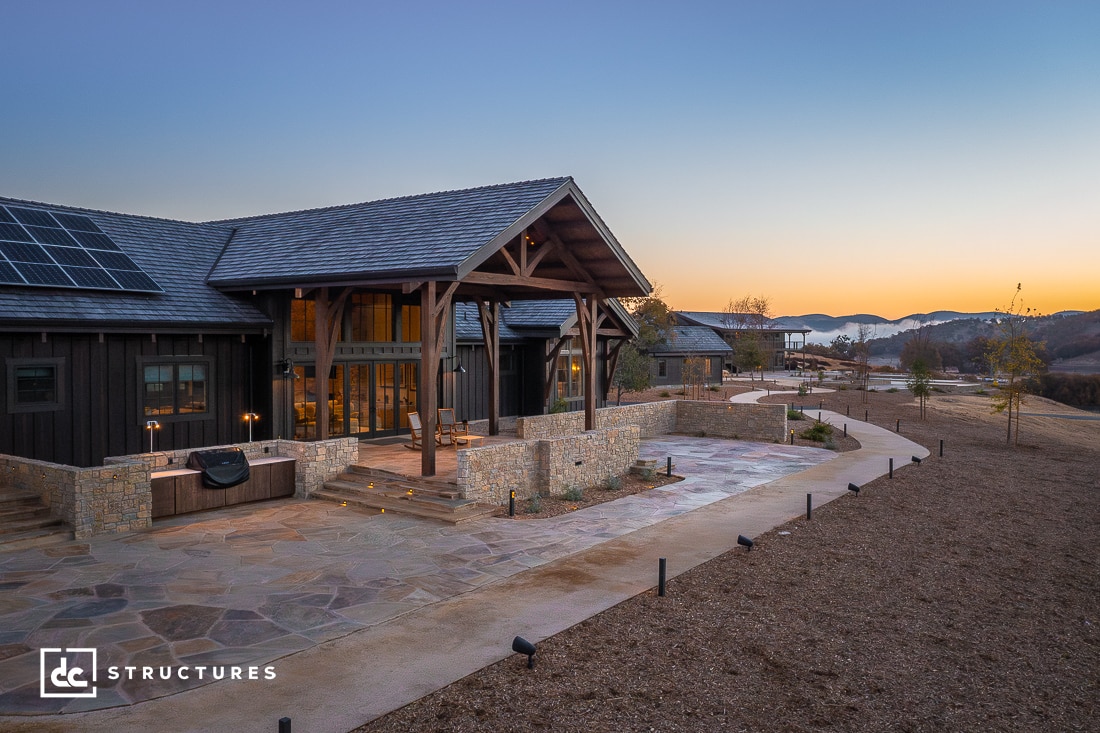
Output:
(988, 285), (1045, 445)
(854, 323), (874, 403)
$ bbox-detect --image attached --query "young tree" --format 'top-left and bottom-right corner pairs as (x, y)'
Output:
(830, 334), (853, 358)
(853, 323), (874, 402)
(612, 342), (652, 405)
(682, 354), (706, 400)
(733, 332), (766, 383)
(723, 294), (774, 380)
(906, 358), (933, 419)
(987, 284), (1046, 445)
(620, 284), (675, 350)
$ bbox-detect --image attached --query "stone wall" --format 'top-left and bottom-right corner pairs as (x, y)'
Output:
(274, 438), (359, 498)
(1, 455), (150, 539)
(517, 400), (781, 442)
(541, 425), (639, 496)
(675, 401), (787, 442)
(457, 426), (640, 504)
(456, 440), (541, 505)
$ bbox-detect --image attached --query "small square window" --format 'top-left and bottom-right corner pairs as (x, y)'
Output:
(6, 357), (65, 413)
(657, 359), (667, 378)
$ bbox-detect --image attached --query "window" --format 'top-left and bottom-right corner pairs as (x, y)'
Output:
(657, 359), (667, 377)
(400, 303), (420, 342)
(349, 294), (393, 342)
(290, 299), (315, 342)
(142, 361), (208, 416)
(6, 357), (65, 413)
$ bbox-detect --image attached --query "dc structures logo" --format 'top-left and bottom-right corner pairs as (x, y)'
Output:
(40, 648), (97, 698)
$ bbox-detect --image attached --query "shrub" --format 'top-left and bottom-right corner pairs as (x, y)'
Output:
(563, 486), (584, 501)
(606, 476), (622, 491)
(675, 389), (686, 395)
(799, 421), (834, 442)
(824, 437), (838, 450)
(787, 409), (805, 420)
(886, 387), (899, 393)
(659, 390), (671, 398)
(797, 384), (809, 396)
(527, 494), (542, 513)
(548, 398), (568, 414)
(708, 385), (720, 392)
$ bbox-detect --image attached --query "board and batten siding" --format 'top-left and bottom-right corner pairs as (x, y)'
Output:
(0, 332), (269, 467)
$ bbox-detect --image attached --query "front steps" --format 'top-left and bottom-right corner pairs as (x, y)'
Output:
(315, 465), (504, 524)
(0, 488), (73, 551)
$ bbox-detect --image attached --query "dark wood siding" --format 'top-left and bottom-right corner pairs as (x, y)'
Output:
(1, 332), (269, 467)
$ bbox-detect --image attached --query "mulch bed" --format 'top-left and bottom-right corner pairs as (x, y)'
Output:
(510, 471), (684, 519)
(354, 389), (1100, 732)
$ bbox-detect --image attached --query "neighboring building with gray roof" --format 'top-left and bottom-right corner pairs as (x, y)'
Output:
(646, 326), (733, 386)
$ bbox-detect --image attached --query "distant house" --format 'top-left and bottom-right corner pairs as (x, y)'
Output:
(675, 311), (810, 372)
(647, 326), (732, 386)
(1, 178), (649, 475)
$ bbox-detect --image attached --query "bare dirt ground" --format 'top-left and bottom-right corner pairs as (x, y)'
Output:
(354, 388), (1099, 733)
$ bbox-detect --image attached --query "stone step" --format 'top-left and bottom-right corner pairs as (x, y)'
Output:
(338, 467), (462, 499)
(0, 525), (74, 552)
(313, 487), (503, 524)
(0, 489), (42, 510)
(0, 503), (53, 524)
(0, 513), (65, 534)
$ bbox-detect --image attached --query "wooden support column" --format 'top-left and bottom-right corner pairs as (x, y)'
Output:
(476, 299), (501, 435)
(604, 338), (625, 401)
(573, 293), (598, 430)
(419, 281), (458, 476)
(312, 286), (352, 440)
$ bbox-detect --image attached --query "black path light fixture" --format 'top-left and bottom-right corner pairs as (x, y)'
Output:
(911, 455), (922, 465)
(847, 482), (861, 495)
(737, 534), (754, 551)
(512, 636), (536, 669)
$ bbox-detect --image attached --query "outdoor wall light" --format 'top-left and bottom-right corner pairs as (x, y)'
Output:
(442, 355), (466, 374)
(244, 413), (259, 441)
(737, 534), (754, 551)
(512, 636), (536, 669)
(279, 359), (300, 379)
(848, 482), (861, 494)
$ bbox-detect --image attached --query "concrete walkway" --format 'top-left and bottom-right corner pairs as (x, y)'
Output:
(0, 420), (927, 732)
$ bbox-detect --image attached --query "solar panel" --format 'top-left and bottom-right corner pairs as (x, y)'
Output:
(7, 206), (60, 228)
(14, 262), (74, 286)
(0, 204), (162, 293)
(0, 260), (24, 284)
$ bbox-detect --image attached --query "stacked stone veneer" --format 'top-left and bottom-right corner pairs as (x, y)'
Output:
(1, 455), (147, 539)
(675, 402), (787, 443)
(517, 400), (783, 443)
(1, 437), (358, 539)
(457, 426), (639, 505)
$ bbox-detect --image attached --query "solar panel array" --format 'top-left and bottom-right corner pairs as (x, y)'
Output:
(0, 205), (163, 293)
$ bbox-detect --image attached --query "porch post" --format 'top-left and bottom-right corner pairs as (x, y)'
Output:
(477, 299), (501, 435)
(420, 282), (438, 476)
(573, 293), (597, 431)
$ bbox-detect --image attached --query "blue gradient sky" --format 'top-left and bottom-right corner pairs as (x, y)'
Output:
(2, 1), (1097, 319)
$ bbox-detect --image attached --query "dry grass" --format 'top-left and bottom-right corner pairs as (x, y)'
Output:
(354, 388), (1100, 733)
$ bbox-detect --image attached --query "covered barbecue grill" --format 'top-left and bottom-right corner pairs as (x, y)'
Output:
(185, 447), (251, 489)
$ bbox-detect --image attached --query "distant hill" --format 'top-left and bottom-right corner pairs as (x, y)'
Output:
(856, 310), (1100, 374)
(773, 311), (1007, 344)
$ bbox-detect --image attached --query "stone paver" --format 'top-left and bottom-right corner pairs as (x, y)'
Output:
(0, 437), (833, 716)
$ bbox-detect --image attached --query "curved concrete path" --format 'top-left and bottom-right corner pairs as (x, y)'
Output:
(1, 419), (927, 733)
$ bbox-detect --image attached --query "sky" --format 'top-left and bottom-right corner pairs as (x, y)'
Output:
(1, 1), (1097, 320)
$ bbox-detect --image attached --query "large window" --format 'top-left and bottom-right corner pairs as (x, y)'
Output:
(143, 361), (208, 416)
(555, 339), (585, 400)
(350, 294), (393, 342)
(290, 299), (315, 342)
(6, 357), (65, 413)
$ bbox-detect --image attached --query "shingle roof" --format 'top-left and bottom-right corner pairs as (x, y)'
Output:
(0, 196), (270, 330)
(454, 299), (576, 342)
(650, 326), (734, 354)
(207, 178), (573, 287)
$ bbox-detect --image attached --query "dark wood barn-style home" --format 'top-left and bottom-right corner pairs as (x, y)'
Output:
(0, 178), (650, 476)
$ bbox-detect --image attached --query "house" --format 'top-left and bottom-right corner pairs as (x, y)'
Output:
(675, 311), (810, 373)
(647, 326), (733, 386)
(1, 178), (650, 475)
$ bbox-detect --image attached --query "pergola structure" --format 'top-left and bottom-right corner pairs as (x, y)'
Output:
(208, 178), (650, 475)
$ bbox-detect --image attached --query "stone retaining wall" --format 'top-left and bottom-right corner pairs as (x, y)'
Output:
(675, 401), (786, 442)
(2, 455), (149, 539)
(517, 400), (782, 442)
(457, 426), (640, 504)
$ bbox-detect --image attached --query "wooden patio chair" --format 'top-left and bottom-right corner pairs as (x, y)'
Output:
(437, 408), (469, 446)
(406, 411), (443, 450)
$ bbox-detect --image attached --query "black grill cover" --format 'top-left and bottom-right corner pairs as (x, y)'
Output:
(186, 448), (251, 489)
